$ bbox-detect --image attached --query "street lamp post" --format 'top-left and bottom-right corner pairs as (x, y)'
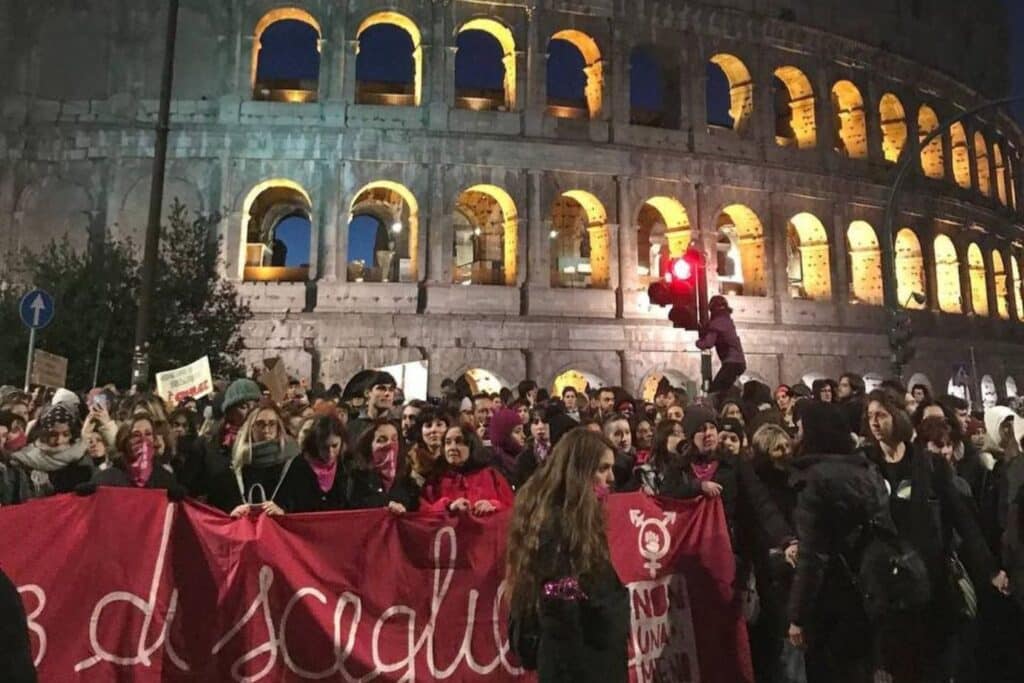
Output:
(881, 94), (1024, 380)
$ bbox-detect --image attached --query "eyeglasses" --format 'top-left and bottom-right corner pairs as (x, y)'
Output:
(254, 420), (277, 430)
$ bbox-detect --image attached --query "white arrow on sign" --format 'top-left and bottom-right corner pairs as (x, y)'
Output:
(30, 294), (47, 327)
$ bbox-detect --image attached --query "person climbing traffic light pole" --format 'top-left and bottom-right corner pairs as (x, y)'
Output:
(695, 295), (747, 398)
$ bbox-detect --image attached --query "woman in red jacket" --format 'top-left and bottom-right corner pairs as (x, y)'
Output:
(421, 424), (513, 515)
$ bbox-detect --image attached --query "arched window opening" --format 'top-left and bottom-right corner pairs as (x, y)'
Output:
(786, 213), (832, 301)
(348, 181), (418, 283)
(967, 244), (989, 316)
(1007, 376), (1018, 399)
(550, 191), (609, 289)
(459, 369), (509, 396)
(933, 235), (962, 313)
(552, 369), (606, 397)
(707, 54), (753, 134)
(981, 375), (998, 409)
(717, 205), (766, 297)
(846, 221), (883, 305)
(452, 185), (517, 286)
(773, 66), (816, 149)
(974, 132), (991, 197)
(831, 80), (867, 159)
(356, 13), (422, 106)
(1013, 255), (1024, 320)
(993, 250), (1010, 319)
(630, 47), (679, 129)
(547, 31), (602, 119)
(636, 197), (690, 284)
(241, 180), (313, 282)
(918, 105), (944, 179)
(639, 369), (695, 402)
(1010, 154), (1019, 211)
(252, 10), (321, 103)
(895, 228), (927, 309)
(994, 143), (1008, 206)
(879, 93), (907, 163)
(455, 20), (515, 111)
(950, 122), (971, 189)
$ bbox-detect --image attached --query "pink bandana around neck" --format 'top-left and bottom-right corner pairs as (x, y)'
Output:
(130, 440), (155, 488)
(372, 442), (399, 491)
(308, 456), (338, 493)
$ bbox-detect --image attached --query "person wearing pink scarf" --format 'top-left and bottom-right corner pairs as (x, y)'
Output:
(86, 415), (183, 497)
(290, 416), (389, 511)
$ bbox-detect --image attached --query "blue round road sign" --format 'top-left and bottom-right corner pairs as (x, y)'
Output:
(19, 289), (55, 330)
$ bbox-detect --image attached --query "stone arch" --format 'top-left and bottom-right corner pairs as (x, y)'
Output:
(992, 250), (1010, 320)
(846, 220), (883, 305)
(773, 66), (816, 149)
(1012, 254), (1024, 320)
(239, 179), (313, 282)
(707, 54), (753, 135)
(879, 93), (908, 163)
(455, 18), (516, 112)
(251, 8), (321, 103)
(906, 372), (933, 396)
(639, 368), (695, 401)
(981, 374), (998, 409)
(550, 190), (609, 289)
(974, 132), (991, 197)
(716, 204), (766, 297)
(950, 122), (971, 189)
(831, 80), (867, 159)
(15, 178), (93, 257)
(918, 105), (944, 180)
(994, 143), (1008, 206)
(551, 367), (608, 397)
(452, 185), (518, 286)
(786, 213), (832, 301)
(894, 228), (927, 309)
(547, 30), (603, 119)
(1007, 376), (1018, 399)
(460, 368), (511, 395)
(629, 45), (679, 129)
(356, 11), (422, 106)
(114, 175), (203, 249)
(1010, 154), (1019, 211)
(636, 197), (690, 283)
(966, 244), (989, 316)
(348, 181), (419, 283)
(933, 235), (962, 313)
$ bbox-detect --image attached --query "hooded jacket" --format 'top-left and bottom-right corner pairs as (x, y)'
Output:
(695, 308), (745, 365)
(420, 451), (514, 513)
(488, 408), (524, 482)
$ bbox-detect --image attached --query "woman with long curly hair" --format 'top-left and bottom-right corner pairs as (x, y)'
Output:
(505, 427), (628, 682)
(386, 405), (450, 513)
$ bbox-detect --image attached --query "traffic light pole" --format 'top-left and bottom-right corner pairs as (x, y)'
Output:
(696, 250), (712, 395)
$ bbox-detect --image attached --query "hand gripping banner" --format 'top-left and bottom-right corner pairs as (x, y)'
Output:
(0, 489), (752, 682)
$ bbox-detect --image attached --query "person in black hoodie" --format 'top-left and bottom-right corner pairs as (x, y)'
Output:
(0, 566), (35, 682)
(506, 428), (628, 682)
(514, 407), (553, 489)
(836, 372), (866, 437)
(291, 415), (387, 512)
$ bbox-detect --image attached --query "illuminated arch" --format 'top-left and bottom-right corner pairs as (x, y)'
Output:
(981, 375), (998, 409)
(639, 369), (695, 401)
(356, 12), (422, 106)
(1009, 153), (1019, 211)
(918, 105), (944, 179)
(550, 190), (609, 289)
(252, 9), (322, 103)
(950, 123), (971, 189)
(831, 80), (867, 159)
(933, 235), (962, 313)
(879, 93), (907, 163)
(636, 197), (690, 283)
(994, 143), (1008, 206)
(552, 368), (607, 397)
(992, 250), (1010, 319)
(895, 228), (927, 309)
(547, 30), (603, 119)
(708, 54), (753, 134)
(773, 66), (816, 149)
(786, 213), (832, 301)
(1007, 376), (1019, 399)
(240, 179), (313, 281)
(967, 244), (989, 316)
(1013, 254), (1024, 320)
(846, 221), (883, 305)
(717, 205), (766, 297)
(461, 368), (510, 395)
(348, 181), (419, 282)
(974, 132), (991, 197)
(455, 18), (516, 111)
(452, 184), (518, 286)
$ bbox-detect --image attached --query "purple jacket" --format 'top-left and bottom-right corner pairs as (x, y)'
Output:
(696, 311), (746, 365)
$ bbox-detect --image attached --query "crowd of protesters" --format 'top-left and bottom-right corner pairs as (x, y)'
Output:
(0, 354), (1023, 682)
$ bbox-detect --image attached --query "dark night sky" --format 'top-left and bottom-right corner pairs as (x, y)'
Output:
(1007, 0), (1024, 124)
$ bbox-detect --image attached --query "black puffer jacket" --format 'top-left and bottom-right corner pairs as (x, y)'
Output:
(0, 566), (35, 682)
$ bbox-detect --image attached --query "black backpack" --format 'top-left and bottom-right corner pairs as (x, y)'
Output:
(841, 522), (931, 621)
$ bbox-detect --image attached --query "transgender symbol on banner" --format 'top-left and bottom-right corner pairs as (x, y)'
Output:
(630, 509), (677, 578)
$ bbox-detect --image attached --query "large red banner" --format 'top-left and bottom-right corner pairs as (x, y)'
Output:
(0, 488), (751, 682)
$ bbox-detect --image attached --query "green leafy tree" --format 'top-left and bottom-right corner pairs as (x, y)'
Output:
(0, 201), (250, 388)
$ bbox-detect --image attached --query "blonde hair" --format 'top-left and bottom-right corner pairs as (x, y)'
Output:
(751, 423), (792, 461)
(231, 402), (288, 470)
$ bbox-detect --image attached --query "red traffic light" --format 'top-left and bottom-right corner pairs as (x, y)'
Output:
(669, 258), (692, 283)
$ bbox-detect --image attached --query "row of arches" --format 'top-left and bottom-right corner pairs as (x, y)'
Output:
(250, 9), (1019, 213)
(241, 179), (1024, 319)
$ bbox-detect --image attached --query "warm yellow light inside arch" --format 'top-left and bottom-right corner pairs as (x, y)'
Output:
(460, 183), (519, 285)
(774, 66), (816, 149)
(975, 132), (991, 197)
(847, 220), (883, 305)
(918, 105), (944, 180)
(994, 143), (1008, 206)
(880, 93), (907, 163)
(1012, 255), (1024, 320)
(709, 53), (753, 134)
(993, 250), (1010, 319)
(719, 204), (766, 296)
(895, 228), (926, 309)
(831, 80), (867, 159)
(239, 178), (313, 279)
(967, 243), (989, 316)
(788, 212), (831, 300)
(950, 122), (971, 189)
(553, 190), (610, 288)
(459, 18), (516, 109)
(550, 30), (603, 118)
(642, 196), (691, 258)
(357, 12), (423, 106)
(251, 9), (323, 95)
(933, 235), (962, 313)
(552, 369), (605, 397)
(351, 180), (420, 280)
(561, 190), (607, 226)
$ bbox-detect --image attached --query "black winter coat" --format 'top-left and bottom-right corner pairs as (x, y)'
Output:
(0, 567), (35, 682)
(91, 463), (182, 493)
(289, 457), (388, 512)
(207, 457), (319, 514)
(513, 440), (548, 490)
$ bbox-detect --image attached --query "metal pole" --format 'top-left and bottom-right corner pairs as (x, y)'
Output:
(23, 328), (36, 392)
(92, 336), (105, 388)
(969, 345), (981, 412)
(131, 0), (180, 387)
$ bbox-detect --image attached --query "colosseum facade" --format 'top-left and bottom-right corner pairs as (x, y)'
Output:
(1, 0), (1022, 403)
